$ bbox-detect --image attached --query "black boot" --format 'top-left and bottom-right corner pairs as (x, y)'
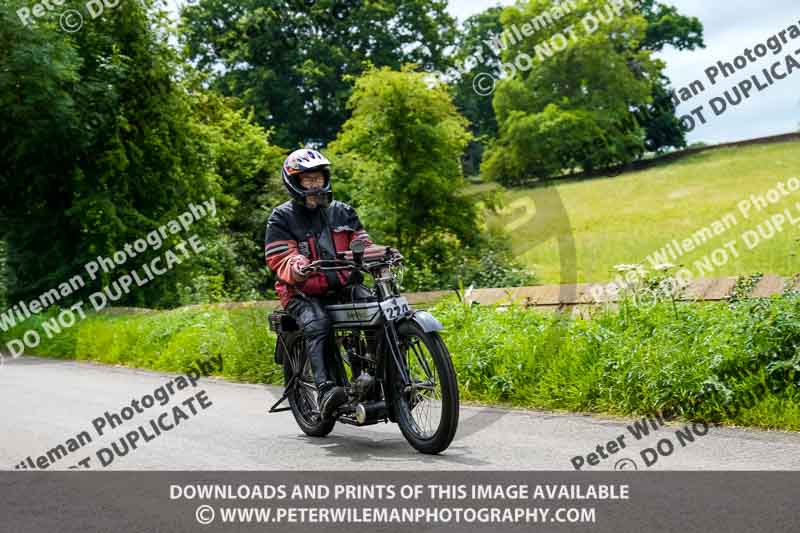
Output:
(317, 380), (347, 420)
(285, 296), (346, 419)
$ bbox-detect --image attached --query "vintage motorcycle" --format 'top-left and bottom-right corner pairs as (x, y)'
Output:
(268, 240), (459, 454)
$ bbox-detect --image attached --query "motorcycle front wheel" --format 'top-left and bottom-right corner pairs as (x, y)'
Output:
(390, 321), (459, 454)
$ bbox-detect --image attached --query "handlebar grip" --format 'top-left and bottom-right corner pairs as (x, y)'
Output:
(294, 262), (315, 280)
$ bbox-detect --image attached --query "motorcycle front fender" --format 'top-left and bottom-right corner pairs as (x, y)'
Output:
(404, 310), (444, 333)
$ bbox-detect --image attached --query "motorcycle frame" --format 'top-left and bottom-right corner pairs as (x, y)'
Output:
(269, 253), (444, 423)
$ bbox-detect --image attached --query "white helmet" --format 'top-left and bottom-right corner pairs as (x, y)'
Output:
(281, 149), (332, 207)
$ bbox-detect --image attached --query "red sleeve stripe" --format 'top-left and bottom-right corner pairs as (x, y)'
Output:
(267, 241), (304, 284)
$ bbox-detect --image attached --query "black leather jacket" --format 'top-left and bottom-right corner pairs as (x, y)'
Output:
(264, 200), (371, 307)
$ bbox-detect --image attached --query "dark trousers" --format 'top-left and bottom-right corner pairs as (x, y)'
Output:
(285, 294), (339, 387)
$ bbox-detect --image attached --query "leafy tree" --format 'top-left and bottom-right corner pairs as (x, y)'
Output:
(638, 0), (704, 52)
(476, 0), (704, 181)
(565, 1), (705, 154)
(634, 0), (705, 151)
(180, 0), (457, 148)
(0, 0), (282, 307)
(451, 7), (504, 138)
(483, 0), (703, 184)
(330, 67), (477, 249)
(0, 239), (6, 310)
(449, 7), (505, 175)
(188, 90), (286, 301)
(329, 67), (531, 290)
(0, 0), (83, 303)
(484, 105), (612, 185)
(636, 81), (686, 152)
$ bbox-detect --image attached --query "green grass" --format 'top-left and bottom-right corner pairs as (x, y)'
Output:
(436, 292), (800, 430)
(4, 291), (800, 431)
(485, 140), (800, 283)
(0, 305), (282, 384)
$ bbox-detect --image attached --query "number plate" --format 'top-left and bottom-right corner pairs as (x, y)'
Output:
(380, 297), (411, 321)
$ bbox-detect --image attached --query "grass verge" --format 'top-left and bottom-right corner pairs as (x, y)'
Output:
(2, 293), (799, 430)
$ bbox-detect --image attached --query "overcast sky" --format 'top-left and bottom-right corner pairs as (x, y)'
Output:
(168, 0), (800, 144)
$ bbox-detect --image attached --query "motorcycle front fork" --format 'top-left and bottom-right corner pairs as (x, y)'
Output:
(383, 321), (412, 390)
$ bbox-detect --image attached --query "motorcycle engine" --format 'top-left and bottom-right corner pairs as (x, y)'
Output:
(352, 371), (375, 401)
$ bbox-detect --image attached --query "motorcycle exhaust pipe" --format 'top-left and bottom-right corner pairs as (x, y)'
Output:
(355, 401), (387, 425)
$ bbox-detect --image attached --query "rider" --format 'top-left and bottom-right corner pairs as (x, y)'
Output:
(265, 148), (373, 420)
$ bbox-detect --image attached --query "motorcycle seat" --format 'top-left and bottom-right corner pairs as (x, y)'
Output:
(268, 311), (299, 333)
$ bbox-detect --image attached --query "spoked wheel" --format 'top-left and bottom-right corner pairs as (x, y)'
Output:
(391, 321), (459, 454)
(283, 334), (335, 437)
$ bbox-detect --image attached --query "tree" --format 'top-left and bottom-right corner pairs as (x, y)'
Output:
(0, 239), (6, 310)
(448, 1), (702, 165)
(329, 68), (533, 290)
(450, 7), (505, 175)
(188, 90), (287, 302)
(180, 0), (457, 148)
(484, 0), (658, 183)
(0, 0), (83, 302)
(0, 0), (283, 307)
(483, 105), (611, 185)
(483, 0), (703, 184)
(451, 7), (504, 139)
(330, 68), (478, 249)
(328, 68), (479, 289)
(635, 0), (705, 151)
(638, 0), (704, 52)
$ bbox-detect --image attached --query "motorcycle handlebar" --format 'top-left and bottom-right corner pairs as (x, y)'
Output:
(299, 259), (356, 275)
(299, 248), (402, 276)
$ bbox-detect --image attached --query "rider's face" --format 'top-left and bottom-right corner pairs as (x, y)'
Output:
(299, 171), (326, 208)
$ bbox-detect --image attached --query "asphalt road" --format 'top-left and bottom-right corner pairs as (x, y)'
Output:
(2, 356), (800, 471)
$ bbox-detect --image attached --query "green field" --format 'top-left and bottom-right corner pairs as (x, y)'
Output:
(486, 140), (800, 284)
